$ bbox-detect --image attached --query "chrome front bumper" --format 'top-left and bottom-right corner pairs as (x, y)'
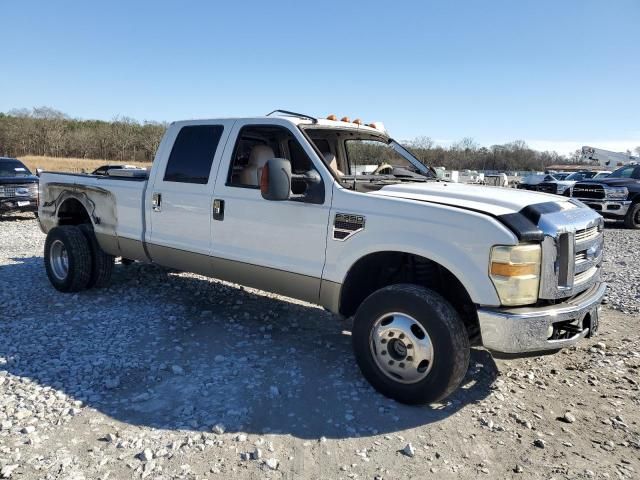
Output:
(477, 282), (607, 354)
(576, 199), (631, 217)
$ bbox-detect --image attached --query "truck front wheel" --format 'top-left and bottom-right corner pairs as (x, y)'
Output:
(44, 226), (92, 292)
(624, 202), (640, 229)
(352, 284), (470, 405)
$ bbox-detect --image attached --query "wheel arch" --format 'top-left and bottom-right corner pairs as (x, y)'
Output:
(57, 196), (93, 227)
(337, 250), (482, 344)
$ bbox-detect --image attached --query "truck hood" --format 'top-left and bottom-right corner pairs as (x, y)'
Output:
(554, 180), (577, 187)
(0, 175), (39, 184)
(372, 182), (571, 216)
(578, 177), (634, 187)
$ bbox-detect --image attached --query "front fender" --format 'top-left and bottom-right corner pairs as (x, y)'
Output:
(323, 194), (520, 307)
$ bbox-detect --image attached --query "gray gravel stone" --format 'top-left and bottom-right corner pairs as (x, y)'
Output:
(401, 443), (416, 457)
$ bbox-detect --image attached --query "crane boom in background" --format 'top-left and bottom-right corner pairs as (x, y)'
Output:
(581, 146), (639, 170)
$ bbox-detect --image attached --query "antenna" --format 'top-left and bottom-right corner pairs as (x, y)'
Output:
(266, 110), (318, 124)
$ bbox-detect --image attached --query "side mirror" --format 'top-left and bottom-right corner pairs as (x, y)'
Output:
(260, 158), (292, 201)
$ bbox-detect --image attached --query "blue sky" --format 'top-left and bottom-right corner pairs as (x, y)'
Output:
(1, 0), (638, 155)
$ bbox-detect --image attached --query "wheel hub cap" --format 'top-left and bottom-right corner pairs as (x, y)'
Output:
(50, 239), (69, 281)
(370, 312), (434, 384)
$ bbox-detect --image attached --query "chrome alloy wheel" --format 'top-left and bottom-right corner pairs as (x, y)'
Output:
(369, 312), (434, 384)
(50, 239), (69, 280)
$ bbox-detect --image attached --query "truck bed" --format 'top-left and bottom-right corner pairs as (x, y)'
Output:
(38, 171), (148, 254)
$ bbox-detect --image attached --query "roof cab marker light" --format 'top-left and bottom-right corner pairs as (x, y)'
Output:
(367, 122), (386, 132)
(340, 116), (351, 123)
(326, 114), (337, 121)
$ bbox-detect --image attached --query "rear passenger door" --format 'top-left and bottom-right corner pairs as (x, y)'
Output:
(146, 121), (234, 257)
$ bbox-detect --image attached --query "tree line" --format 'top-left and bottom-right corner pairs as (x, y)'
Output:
(1, 107), (635, 172)
(0, 107), (166, 162)
(405, 136), (571, 172)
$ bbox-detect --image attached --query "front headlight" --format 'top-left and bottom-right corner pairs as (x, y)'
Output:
(605, 186), (628, 200)
(490, 244), (541, 306)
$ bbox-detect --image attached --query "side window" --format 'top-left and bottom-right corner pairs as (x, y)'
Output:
(615, 166), (635, 178)
(228, 125), (315, 188)
(164, 125), (224, 184)
(227, 127), (281, 187)
(227, 125), (324, 203)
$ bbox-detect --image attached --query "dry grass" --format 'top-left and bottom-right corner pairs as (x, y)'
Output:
(19, 156), (151, 173)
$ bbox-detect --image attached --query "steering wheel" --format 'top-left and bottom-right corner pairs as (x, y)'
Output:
(373, 163), (394, 175)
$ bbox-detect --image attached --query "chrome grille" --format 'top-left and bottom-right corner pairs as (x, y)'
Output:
(575, 226), (599, 243)
(1, 183), (37, 197)
(573, 183), (605, 199)
(539, 223), (603, 300)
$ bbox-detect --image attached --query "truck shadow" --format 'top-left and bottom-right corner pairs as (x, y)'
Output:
(0, 256), (498, 440)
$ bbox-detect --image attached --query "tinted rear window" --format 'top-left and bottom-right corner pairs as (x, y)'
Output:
(164, 126), (224, 184)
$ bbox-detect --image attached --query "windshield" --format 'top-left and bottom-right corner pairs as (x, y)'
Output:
(344, 138), (433, 178)
(523, 174), (551, 184)
(0, 159), (32, 177)
(302, 127), (435, 192)
(609, 165), (640, 179)
(566, 171), (601, 181)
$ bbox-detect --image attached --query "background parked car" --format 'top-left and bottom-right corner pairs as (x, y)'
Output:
(572, 164), (640, 228)
(0, 157), (39, 217)
(516, 173), (557, 190)
(536, 170), (611, 196)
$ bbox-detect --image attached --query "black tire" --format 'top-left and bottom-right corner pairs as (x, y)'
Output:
(352, 284), (470, 405)
(623, 202), (640, 229)
(79, 224), (114, 288)
(44, 226), (92, 292)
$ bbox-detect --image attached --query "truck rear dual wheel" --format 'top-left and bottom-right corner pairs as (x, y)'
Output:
(44, 225), (114, 292)
(352, 284), (470, 405)
(78, 224), (114, 288)
(624, 202), (640, 229)
(44, 226), (93, 292)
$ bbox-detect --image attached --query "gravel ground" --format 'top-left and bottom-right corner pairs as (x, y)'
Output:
(0, 214), (638, 480)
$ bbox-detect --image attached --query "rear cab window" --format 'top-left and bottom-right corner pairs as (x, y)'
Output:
(164, 125), (224, 184)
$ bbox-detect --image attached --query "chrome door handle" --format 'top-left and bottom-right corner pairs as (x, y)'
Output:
(152, 193), (162, 212)
(213, 198), (224, 221)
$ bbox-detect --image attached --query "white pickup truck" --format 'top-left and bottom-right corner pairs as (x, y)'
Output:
(38, 111), (606, 404)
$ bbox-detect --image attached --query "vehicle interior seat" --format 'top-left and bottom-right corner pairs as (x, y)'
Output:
(239, 144), (275, 186)
(323, 152), (343, 176)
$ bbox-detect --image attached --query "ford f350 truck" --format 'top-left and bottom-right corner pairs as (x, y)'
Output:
(37, 111), (606, 404)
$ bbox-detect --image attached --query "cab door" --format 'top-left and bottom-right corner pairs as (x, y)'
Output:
(210, 120), (333, 302)
(145, 121), (234, 258)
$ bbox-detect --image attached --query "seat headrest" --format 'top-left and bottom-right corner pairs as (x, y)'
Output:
(248, 145), (275, 167)
(323, 151), (336, 164)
